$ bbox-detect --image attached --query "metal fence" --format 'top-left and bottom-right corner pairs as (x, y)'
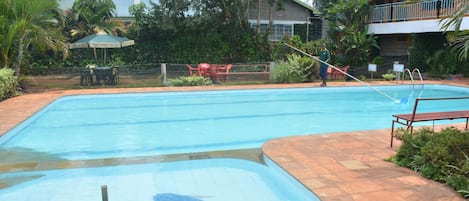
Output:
(370, 0), (469, 23)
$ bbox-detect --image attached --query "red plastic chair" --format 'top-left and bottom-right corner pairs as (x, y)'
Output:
(327, 67), (333, 79)
(333, 66), (349, 80)
(215, 64), (232, 82)
(186, 64), (200, 76)
(197, 63), (212, 77)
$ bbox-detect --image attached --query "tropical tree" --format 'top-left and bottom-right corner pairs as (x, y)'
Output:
(0, 1), (24, 69)
(65, 0), (116, 40)
(312, 0), (338, 16)
(0, 0), (69, 76)
(129, 0), (270, 64)
(408, 0), (469, 61)
(326, 0), (377, 67)
(440, 4), (469, 62)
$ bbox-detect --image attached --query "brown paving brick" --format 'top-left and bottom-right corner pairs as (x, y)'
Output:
(336, 179), (385, 194)
(320, 195), (356, 201)
(263, 127), (466, 200)
(352, 191), (407, 201)
(395, 175), (429, 186)
(301, 178), (327, 189)
(314, 187), (348, 197)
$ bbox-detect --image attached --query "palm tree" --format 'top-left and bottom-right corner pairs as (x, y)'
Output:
(0, 0), (69, 76)
(408, 0), (469, 61)
(66, 0), (116, 40)
(440, 4), (469, 61)
(0, 7), (24, 68)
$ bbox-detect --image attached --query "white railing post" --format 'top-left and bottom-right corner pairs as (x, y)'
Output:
(268, 62), (275, 81)
(161, 63), (167, 85)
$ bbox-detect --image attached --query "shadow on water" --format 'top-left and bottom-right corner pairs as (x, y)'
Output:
(0, 174), (45, 190)
(153, 193), (205, 201)
(0, 148), (62, 190)
(0, 147), (264, 191)
(0, 147), (66, 165)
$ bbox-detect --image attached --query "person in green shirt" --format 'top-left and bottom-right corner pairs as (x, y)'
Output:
(319, 43), (330, 87)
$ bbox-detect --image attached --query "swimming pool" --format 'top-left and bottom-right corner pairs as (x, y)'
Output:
(0, 84), (468, 160)
(0, 157), (318, 201)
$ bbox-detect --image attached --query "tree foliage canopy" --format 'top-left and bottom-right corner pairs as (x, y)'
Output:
(0, 0), (68, 76)
(128, 0), (270, 64)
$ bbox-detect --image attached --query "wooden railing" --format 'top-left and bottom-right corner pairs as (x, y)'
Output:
(370, 0), (469, 23)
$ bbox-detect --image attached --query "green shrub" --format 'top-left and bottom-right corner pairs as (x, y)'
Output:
(393, 127), (469, 197)
(381, 72), (396, 81)
(0, 68), (18, 101)
(167, 76), (213, 86)
(272, 54), (316, 83)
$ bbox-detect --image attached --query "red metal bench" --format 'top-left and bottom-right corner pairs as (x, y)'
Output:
(390, 97), (469, 147)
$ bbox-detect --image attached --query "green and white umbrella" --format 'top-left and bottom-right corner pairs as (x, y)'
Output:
(69, 31), (134, 65)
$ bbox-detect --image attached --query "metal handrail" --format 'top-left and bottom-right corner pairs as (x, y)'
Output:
(412, 68), (424, 85)
(402, 68), (424, 87)
(402, 68), (415, 87)
(369, 0), (469, 23)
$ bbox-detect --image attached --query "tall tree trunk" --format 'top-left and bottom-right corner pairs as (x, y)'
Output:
(257, 0), (261, 33)
(14, 37), (24, 76)
(267, 3), (273, 38)
(246, 0), (250, 21)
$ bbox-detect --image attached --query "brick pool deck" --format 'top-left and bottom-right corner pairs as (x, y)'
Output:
(0, 80), (468, 200)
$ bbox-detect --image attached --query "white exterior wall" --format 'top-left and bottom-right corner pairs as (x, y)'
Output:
(368, 17), (469, 35)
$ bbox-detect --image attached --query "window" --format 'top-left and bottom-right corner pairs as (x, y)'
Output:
(250, 23), (293, 41)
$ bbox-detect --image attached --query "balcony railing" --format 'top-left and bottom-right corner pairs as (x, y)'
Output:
(370, 0), (469, 23)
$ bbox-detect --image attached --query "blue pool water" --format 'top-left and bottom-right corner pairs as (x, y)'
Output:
(0, 157), (318, 201)
(0, 85), (468, 160)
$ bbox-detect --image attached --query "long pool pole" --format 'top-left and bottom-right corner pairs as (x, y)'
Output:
(283, 43), (400, 103)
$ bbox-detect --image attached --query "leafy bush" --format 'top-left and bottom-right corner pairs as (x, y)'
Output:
(426, 48), (458, 76)
(167, 76), (213, 86)
(393, 127), (469, 197)
(272, 54), (316, 83)
(381, 73), (396, 81)
(272, 62), (303, 83)
(0, 68), (18, 101)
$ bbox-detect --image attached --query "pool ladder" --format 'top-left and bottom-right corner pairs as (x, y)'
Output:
(402, 68), (424, 88)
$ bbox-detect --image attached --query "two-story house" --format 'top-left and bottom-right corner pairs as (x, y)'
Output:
(247, 0), (323, 41)
(368, 0), (469, 68)
(58, 0), (322, 41)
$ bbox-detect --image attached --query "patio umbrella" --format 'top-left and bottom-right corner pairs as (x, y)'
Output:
(69, 31), (135, 65)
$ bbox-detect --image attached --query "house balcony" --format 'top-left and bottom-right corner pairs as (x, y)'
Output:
(368, 0), (469, 35)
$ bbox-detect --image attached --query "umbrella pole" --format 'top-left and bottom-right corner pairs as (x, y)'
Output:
(93, 48), (97, 64)
(104, 49), (106, 66)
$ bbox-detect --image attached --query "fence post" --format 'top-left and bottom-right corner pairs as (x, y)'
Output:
(269, 62), (275, 81)
(161, 63), (167, 85)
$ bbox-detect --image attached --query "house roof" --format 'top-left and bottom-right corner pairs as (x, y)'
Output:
(291, 0), (316, 12)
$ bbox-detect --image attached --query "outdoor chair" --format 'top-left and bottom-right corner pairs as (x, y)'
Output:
(186, 64), (200, 76)
(80, 64), (96, 86)
(197, 63), (212, 77)
(327, 67), (333, 79)
(215, 64), (232, 82)
(332, 66), (350, 80)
